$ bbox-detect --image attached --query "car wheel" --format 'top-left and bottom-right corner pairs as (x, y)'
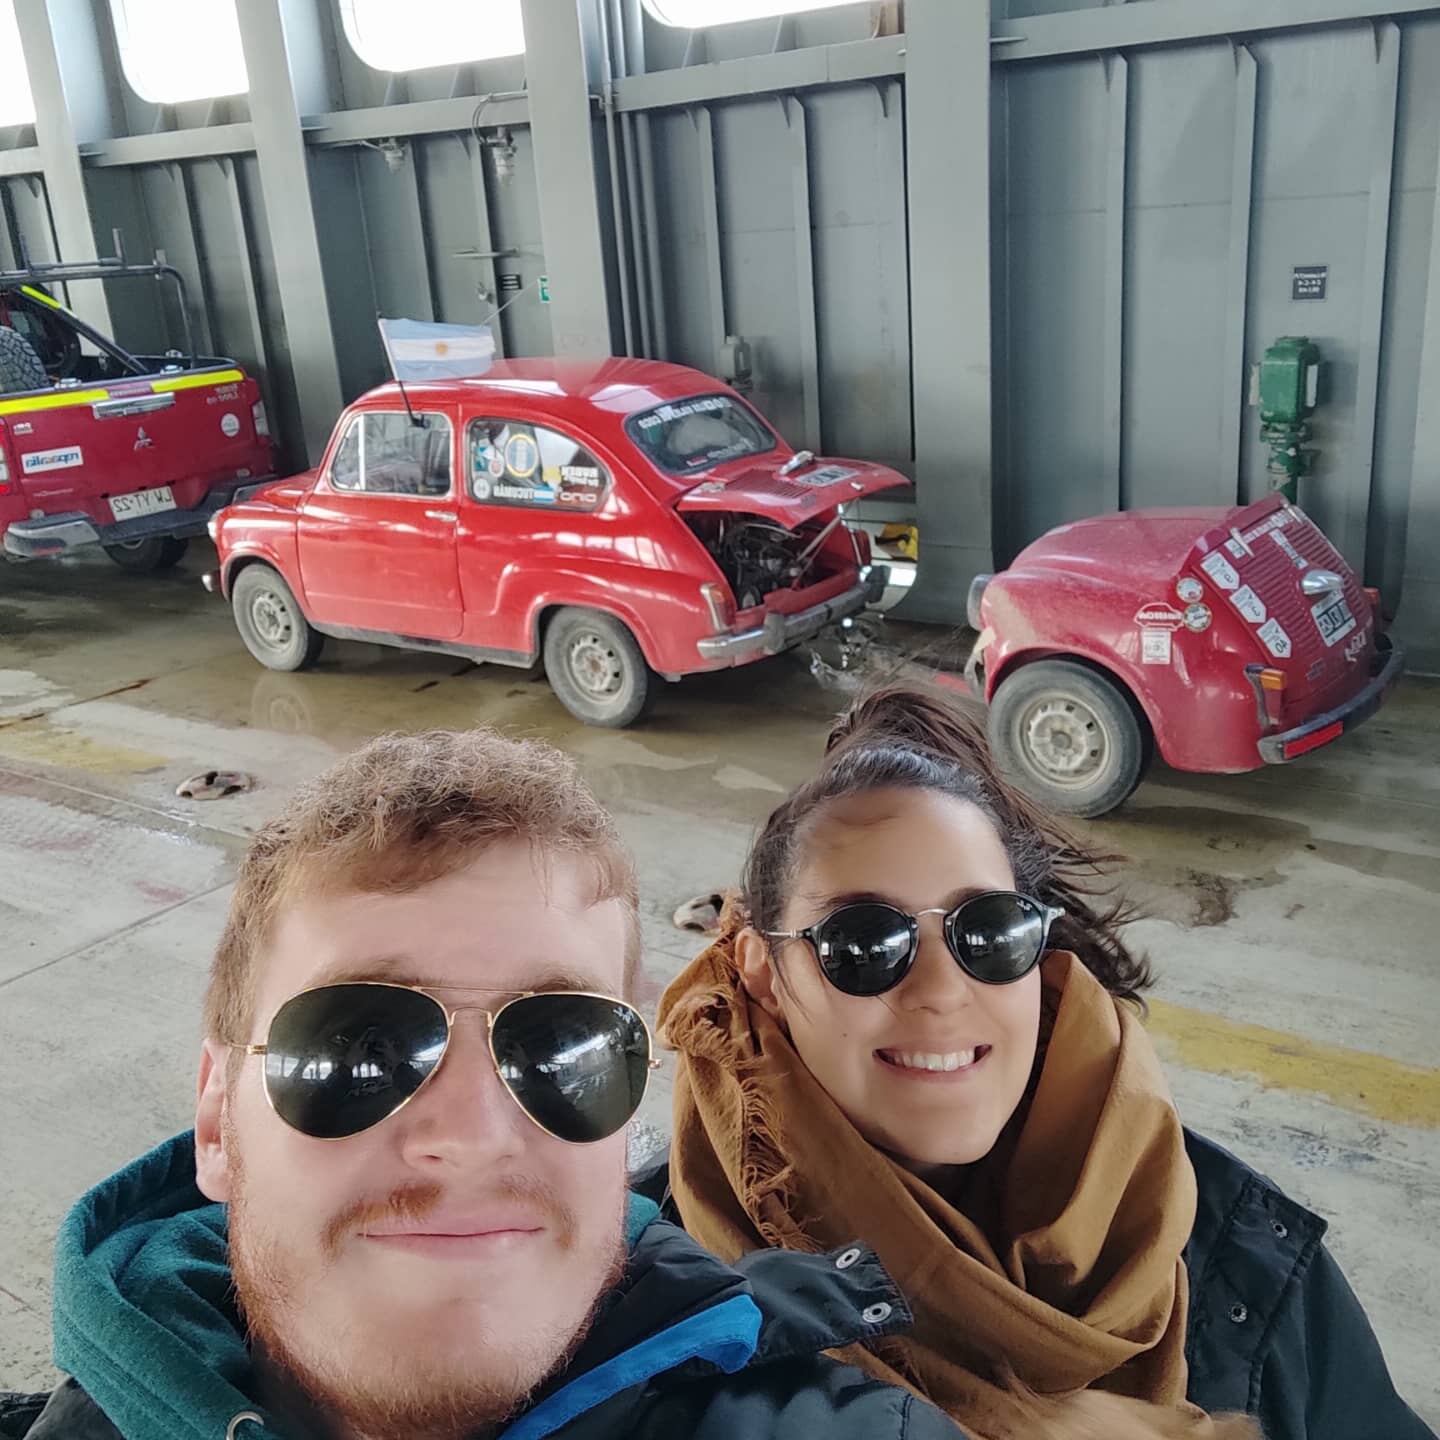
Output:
(987, 659), (1149, 818)
(542, 608), (653, 728)
(103, 536), (190, 573)
(231, 564), (325, 672)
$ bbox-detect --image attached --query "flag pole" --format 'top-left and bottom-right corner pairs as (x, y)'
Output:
(376, 315), (422, 428)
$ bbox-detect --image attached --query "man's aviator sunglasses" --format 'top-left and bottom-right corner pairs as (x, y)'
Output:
(765, 890), (1064, 997)
(227, 984), (658, 1144)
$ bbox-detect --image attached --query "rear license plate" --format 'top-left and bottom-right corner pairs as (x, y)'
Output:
(110, 486), (176, 522)
(1311, 594), (1356, 647)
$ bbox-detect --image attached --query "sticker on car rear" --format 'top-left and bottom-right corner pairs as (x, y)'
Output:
(788, 465), (859, 487)
(1257, 618), (1292, 658)
(1312, 594), (1357, 648)
(1200, 551), (1240, 590)
(21, 446), (84, 474)
(1230, 585), (1267, 625)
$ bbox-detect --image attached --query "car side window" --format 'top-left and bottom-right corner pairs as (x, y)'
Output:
(329, 412), (452, 497)
(330, 419), (363, 491)
(468, 419), (609, 512)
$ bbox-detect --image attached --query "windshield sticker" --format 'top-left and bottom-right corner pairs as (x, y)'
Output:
(634, 397), (730, 430)
(21, 446), (84, 474)
(1141, 628), (1172, 665)
(1200, 551), (1240, 590)
(560, 464), (601, 487)
(505, 432), (539, 479)
(1230, 585), (1267, 624)
(1135, 603), (1184, 630)
(473, 475), (493, 501)
(1258, 618), (1292, 658)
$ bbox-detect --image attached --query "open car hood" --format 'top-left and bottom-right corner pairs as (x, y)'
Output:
(674, 457), (910, 527)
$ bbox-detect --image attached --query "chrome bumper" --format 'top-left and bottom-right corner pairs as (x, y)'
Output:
(697, 566), (889, 666)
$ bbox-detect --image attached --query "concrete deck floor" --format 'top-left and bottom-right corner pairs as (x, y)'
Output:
(1, 546), (1437, 1422)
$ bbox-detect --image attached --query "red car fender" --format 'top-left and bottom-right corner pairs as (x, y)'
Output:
(507, 563), (713, 677)
(220, 533), (302, 602)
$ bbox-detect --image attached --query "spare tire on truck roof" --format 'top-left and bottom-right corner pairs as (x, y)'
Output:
(0, 326), (49, 396)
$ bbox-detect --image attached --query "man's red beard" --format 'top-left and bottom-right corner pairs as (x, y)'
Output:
(224, 1133), (625, 1440)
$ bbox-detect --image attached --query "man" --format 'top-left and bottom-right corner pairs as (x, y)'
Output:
(1, 729), (963, 1440)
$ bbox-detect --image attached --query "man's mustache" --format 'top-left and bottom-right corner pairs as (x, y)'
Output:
(322, 1175), (578, 1257)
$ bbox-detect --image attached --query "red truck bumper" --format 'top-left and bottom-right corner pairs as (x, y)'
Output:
(2, 477), (277, 560)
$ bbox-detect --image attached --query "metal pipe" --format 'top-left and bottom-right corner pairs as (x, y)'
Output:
(614, 0), (652, 354)
(598, 0), (636, 355)
(636, 111), (668, 358)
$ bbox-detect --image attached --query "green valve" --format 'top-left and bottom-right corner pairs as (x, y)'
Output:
(1254, 336), (1322, 504)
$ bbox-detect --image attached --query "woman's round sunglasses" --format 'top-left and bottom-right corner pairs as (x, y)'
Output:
(227, 984), (658, 1144)
(765, 890), (1063, 997)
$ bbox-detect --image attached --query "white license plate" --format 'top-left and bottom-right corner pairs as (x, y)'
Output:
(110, 486), (177, 522)
(1312, 594), (1357, 647)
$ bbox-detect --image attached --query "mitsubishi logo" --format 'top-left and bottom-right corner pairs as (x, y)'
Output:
(134, 427), (153, 450)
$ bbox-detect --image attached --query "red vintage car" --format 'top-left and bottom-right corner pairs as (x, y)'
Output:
(962, 495), (1403, 817)
(206, 358), (905, 725)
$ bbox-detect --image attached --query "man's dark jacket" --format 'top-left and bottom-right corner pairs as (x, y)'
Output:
(0, 1133), (964, 1440)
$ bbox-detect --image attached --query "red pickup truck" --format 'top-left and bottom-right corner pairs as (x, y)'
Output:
(0, 255), (275, 572)
(207, 358), (906, 725)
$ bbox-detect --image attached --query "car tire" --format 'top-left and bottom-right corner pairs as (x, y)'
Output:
(231, 564), (325, 672)
(0, 326), (49, 395)
(986, 659), (1149, 819)
(103, 536), (190, 573)
(543, 608), (654, 728)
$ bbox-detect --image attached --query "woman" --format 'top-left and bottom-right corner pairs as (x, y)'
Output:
(657, 686), (1433, 1440)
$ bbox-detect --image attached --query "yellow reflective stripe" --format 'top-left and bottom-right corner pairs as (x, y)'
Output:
(151, 368), (244, 394)
(0, 388), (109, 416)
(19, 284), (62, 310)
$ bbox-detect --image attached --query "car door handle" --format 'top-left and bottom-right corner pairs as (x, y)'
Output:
(425, 509), (457, 523)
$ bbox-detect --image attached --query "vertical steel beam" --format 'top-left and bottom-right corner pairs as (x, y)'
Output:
(464, 136), (507, 359)
(614, 0), (654, 355)
(12, 0), (111, 329)
(1353, 21), (1400, 579)
(1102, 53), (1129, 511)
(1397, 54), (1440, 672)
(220, 158), (278, 426)
(786, 96), (822, 451)
(598, 0), (636, 355)
(897, 0), (993, 621)
(1220, 45), (1258, 505)
(179, 163), (222, 356)
(162, 165), (215, 355)
(236, 0), (343, 463)
(393, 143), (436, 322)
(693, 106), (727, 376)
(519, 0), (615, 356)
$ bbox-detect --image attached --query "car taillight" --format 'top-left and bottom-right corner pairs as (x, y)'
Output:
(252, 400), (270, 438)
(1363, 586), (1381, 613)
(1284, 720), (1344, 759)
(700, 582), (734, 631)
(0, 445), (10, 496)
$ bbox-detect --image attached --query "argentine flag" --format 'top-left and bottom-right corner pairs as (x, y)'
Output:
(378, 317), (497, 383)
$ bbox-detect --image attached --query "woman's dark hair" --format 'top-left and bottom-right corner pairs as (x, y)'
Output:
(741, 683), (1152, 1004)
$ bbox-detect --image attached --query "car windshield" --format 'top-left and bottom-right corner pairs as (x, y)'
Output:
(626, 394), (777, 475)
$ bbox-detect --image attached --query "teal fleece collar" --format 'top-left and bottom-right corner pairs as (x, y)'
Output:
(51, 1131), (664, 1440)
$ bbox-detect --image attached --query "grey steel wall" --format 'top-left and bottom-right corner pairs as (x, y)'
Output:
(3, 0), (1440, 657)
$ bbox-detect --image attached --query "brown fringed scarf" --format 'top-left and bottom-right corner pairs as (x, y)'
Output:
(658, 910), (1254, 1440)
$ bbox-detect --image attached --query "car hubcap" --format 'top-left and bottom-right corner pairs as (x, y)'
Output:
(251, 591), (293, 649)
(569, 633), (624, 699)
(1021, 695), (1107, 784)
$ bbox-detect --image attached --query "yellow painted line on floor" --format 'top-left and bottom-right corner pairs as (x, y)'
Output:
(1146, 998), (1440, 1130)
(0, 727), (169, 776)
